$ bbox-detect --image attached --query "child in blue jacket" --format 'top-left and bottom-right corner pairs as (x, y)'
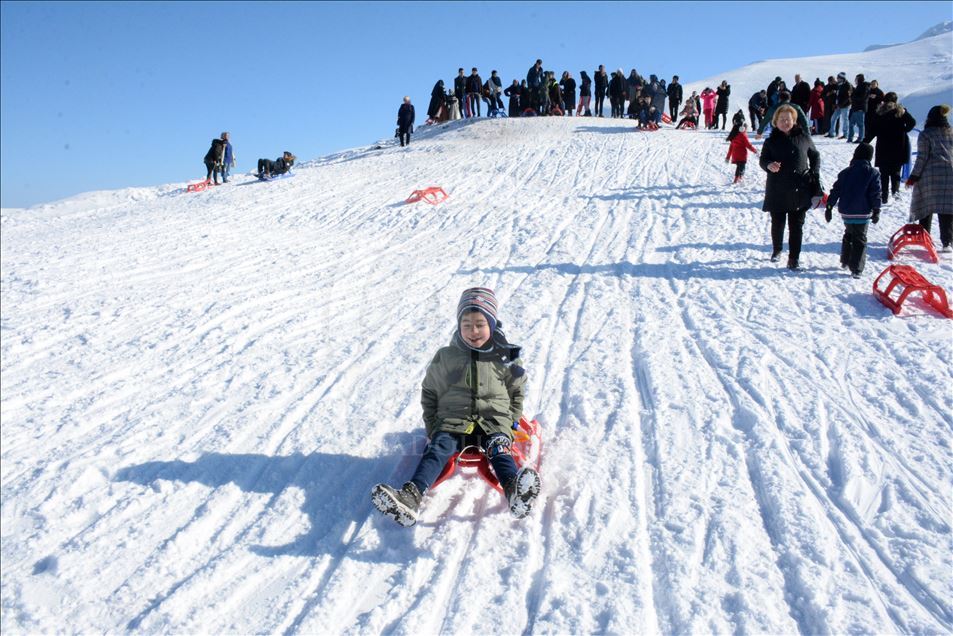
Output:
(825, 143), (882, 278)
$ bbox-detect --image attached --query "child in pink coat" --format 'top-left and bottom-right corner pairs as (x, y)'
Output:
(725, 122), (758, 183)
(700, 87), (718, 129)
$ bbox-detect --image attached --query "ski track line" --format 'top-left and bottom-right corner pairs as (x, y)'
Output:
(677, 294), (945, 632)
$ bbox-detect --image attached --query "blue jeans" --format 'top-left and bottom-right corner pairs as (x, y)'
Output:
(410, 431), (518, 494)
(827, 108), (847, 137)
(221, 162), (231, 183)
(848, 110), (865, 141)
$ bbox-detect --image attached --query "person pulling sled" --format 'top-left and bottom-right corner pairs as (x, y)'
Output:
(372, 288), (541, 527)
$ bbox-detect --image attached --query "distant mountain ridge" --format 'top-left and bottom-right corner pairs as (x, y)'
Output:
(865, 20), (952, 51)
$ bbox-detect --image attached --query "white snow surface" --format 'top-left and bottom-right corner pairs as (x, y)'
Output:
(2, 114), (953, 635)
(685, 30), (953, 128)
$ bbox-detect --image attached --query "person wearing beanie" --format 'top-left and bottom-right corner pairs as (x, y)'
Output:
(372, 288), (541, 526)
(863, 91), (916, 204)
(826, 72), (852, 139)
(825, 142), (881, 277)
(906, 104), (953, 251)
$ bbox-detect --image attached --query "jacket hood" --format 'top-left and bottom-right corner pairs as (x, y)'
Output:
(451, 325), (521, 362)
(876, 100), (904, 117)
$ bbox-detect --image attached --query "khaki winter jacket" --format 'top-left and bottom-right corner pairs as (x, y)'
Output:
(421, 336), (525, 439)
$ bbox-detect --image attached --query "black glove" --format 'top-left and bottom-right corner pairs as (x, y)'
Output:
(824, 205), (833, 223)
(871, 211), (880, 224)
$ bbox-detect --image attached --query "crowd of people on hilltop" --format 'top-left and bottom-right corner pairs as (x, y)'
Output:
(408, 60), (952, 271)
(421, 60), (687, 131)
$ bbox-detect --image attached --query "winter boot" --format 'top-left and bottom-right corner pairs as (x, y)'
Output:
(504, 467), (541, 519)
(787, 257), (801, 271)
(770, 250), (782, 263)
(371, 482), (422, 527)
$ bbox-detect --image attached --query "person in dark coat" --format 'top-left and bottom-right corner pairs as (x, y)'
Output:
(667, 75), (683, 122)
(257, 151), (295, 179)
(527, 59), (544, 114)
(427, 80), (445, 120)
(397, 96), (415, 147)
(825, 143), (882, 277)
(203, 137), (225, 185)
(594, 65), (608, 117)
(759, 105), (823, 270)
(609, 70), (626, 118)
(560, 71), (577, 116)
(466, 68), (483, 118)
(847, 73), (870, 142)
(504, 80), (521, 117)
(865, 79), (885, 136)
(906, 105), (953, 250)
(790, 74), (811, 112)
(826, 72), (852, 138)
(577, 71), (592, 116)
(453, 68), (467, 117)
(766, 76), (782, 107)
(519, 80), (531, 115)
(748, 90), (767, 132)
(715, 80), (731, 129)
(863, 92), (916, 204)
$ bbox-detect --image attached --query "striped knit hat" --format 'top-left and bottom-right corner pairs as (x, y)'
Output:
(457, 287), (498, 332)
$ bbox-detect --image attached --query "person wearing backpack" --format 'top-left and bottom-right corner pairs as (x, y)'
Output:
(203, 136), (225, 185)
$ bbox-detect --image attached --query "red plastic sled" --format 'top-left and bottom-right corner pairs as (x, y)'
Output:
(405, 187), (449, 205)
(431, 416), (542, 493)
(187, 179), (212, 193)
(887, 223), (939, 263)
(661, 113), (672, 124)
(872, 264), (953, 318)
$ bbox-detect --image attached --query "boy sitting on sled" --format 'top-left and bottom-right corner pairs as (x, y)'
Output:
(372, 288), (541, 527)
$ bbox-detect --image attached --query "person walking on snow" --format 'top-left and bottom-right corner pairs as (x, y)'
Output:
(726, 122), (758, 183)
(759, 105), (823, 270)
(397, 96), (415, 147)
(749, 89), (767, 133)
(824, 142), (881, 278)
(863, 92), (916, 204)
(371, 288), (541, 526)
(906, 104), (953, 252)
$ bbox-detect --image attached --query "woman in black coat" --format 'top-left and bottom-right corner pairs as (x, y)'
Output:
(759, 104), (822, 270)
(715, 81), (731, 129)
(504, 80), (521, 117)
(427, 80), (445, 120)
(863, 92), (915, 203)
(397, 96), (415, 147)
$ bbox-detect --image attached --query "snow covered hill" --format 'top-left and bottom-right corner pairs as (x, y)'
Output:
(686, 29), (953, 128)
(2, 112), (952, 633)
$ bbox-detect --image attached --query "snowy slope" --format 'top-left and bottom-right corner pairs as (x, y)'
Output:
(2, 115), (952, 634)
(685, 30), (953, 128)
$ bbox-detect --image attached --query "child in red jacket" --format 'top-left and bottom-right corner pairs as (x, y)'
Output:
(725, 122), (758, 183)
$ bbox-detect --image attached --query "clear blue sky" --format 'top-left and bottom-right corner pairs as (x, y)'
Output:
(1, 1), (950, 208)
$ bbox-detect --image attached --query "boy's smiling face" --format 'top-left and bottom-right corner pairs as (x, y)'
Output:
(460, 310), (491, 349)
